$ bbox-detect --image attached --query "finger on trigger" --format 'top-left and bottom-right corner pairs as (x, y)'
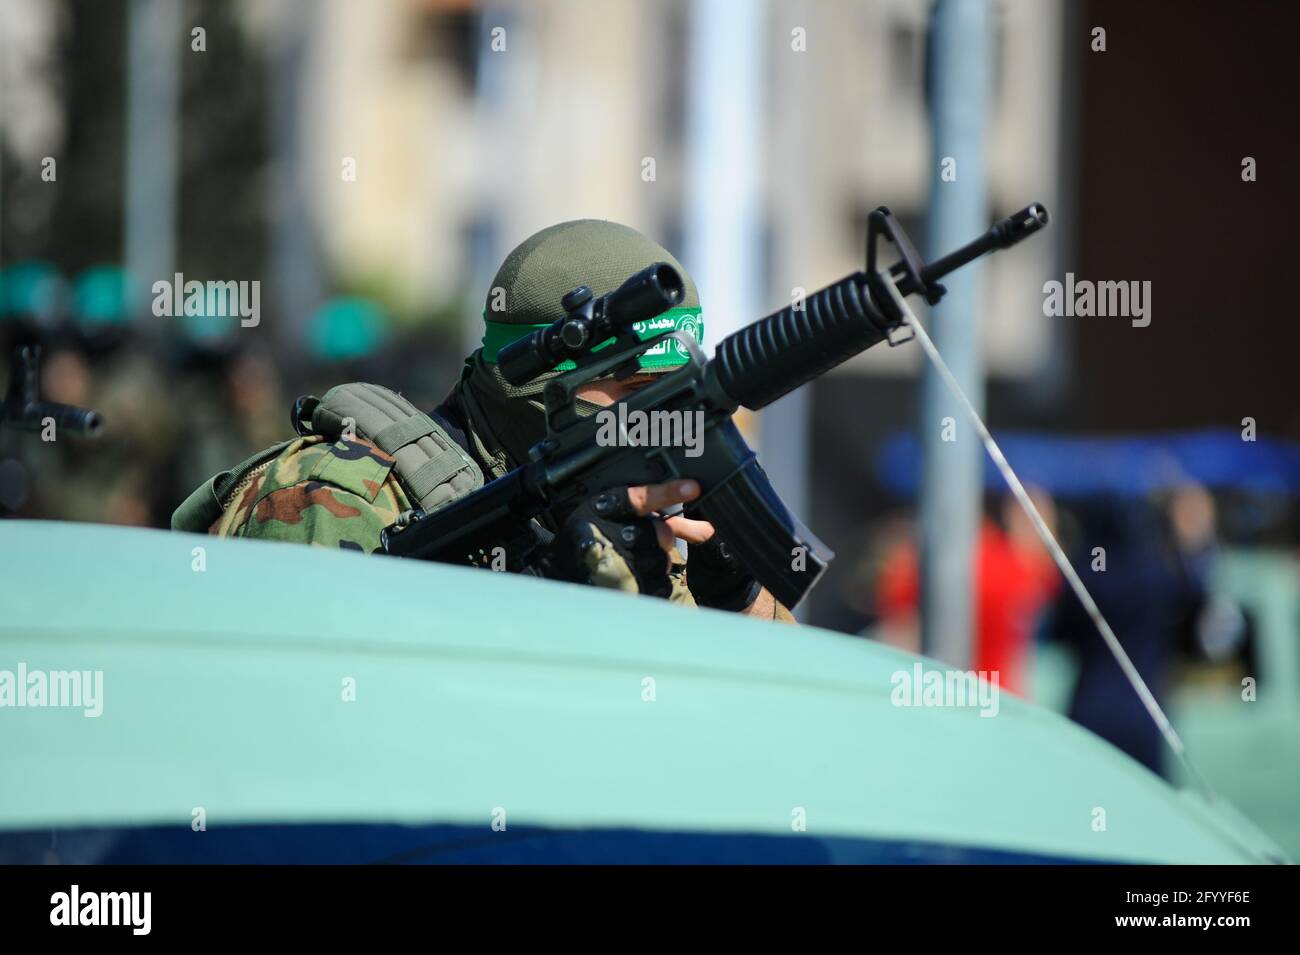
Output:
(665, 514), (714, 544)
(629, 480), (701, 516)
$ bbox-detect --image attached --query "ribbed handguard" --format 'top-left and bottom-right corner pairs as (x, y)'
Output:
(709, 272), (892, 411)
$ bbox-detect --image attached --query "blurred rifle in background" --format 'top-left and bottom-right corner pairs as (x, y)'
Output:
(1, 345), (103, 438)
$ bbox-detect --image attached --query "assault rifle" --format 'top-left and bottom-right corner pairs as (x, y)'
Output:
(1, 345), (103, 437)
(381, 204), (1048, 608)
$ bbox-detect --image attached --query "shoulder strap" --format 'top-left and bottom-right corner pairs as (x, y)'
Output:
(299, 382), (484, 514)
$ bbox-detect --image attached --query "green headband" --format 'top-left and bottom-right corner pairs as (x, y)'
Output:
(480, 306), (704, 373)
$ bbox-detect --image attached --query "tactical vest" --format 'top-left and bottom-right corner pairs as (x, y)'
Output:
(171, 382), (483, 534)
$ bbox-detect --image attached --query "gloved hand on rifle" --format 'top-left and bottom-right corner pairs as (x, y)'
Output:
(542, 479), (711, 598)
(685, 533), (762, 612)
(542, 479), (764, 615)
(545, 486), (671, 597)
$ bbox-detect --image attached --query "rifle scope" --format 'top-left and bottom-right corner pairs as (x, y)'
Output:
(498, 262), (685, 386)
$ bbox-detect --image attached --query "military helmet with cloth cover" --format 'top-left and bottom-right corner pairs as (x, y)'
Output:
(479, 219), (703, 375)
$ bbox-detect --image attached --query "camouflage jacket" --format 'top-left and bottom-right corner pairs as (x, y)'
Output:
(198, 432), (699, 600)
(208, 434), (411, 552)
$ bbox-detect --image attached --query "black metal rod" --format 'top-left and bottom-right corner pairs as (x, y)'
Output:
(913, 202), (1049, 289)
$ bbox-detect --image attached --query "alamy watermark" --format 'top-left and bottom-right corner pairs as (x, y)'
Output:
(50, 885), (150, 935)
(151, 272), (260, 327)
(890, 662), (1000, 718)
(0, 663), (103, 717)
(595, 404), (705, 458)
(1042, 273), (1151, 327)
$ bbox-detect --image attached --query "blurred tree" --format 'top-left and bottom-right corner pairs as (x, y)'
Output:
(2, 0), (269, 292)
(177, 0), (268, 284)
(3, 0), (127, 271)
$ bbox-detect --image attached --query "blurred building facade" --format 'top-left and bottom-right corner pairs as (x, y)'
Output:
(233, 0), (1066, 375)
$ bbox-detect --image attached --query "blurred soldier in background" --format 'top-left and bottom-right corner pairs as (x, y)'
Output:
(1046, 486), (1222, 776)
(173, 220), (791, 620)
(1, 264), (178, 526)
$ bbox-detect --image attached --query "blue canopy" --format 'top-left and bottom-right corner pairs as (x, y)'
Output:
(878, 430), (1300, 499)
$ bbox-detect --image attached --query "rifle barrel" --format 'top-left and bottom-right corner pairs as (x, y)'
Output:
(909, 202), (1049, 290)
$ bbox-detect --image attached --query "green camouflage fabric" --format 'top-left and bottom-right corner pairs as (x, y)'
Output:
(203, 431), (702, 603)
(208, 434), (411, 553)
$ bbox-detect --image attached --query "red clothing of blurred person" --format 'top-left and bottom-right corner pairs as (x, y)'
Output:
(875, 515), (1058, 697)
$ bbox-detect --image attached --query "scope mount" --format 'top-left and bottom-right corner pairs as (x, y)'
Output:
(538, 327), (702, 438)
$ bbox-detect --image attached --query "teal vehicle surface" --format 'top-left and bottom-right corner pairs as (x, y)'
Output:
(1034, 549), (1300, 862)
(0, 521), (1286, 864)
